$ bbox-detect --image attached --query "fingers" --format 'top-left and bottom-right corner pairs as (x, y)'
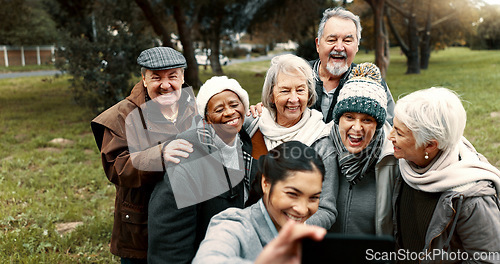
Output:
(246, 102), (264, 117)
(164, 155), (181, 164)
(277, 220), (327, 245)
(255, 102), (263, 116)
(172, 139), (193, 152)
(254, 221), (326, 264)
(247, 105), (258, 117)
(162, 139), (193, 164)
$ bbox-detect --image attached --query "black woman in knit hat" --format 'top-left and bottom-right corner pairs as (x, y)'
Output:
(329, 62), (399, 236)
(91, 47), (197, 264)
(148, 76), (259, 264)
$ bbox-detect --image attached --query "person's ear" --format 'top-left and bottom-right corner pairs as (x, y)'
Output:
(315, 38), (320, 53)
(205, 112), (212, 124)
(142, 73), (147, 88)
(425, 140), (439, 155)
(261, 174), (271, 196)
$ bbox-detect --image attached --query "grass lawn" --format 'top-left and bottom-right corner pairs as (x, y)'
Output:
(0, 47), (499, 263)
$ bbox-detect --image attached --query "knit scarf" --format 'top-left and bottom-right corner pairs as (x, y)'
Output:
(331, 123), (384, 185)
(399, 137), (500, 196)
(258, 107), (332, 150)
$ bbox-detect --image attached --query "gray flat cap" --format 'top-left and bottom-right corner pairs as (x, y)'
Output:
(137, 47), (187, 70)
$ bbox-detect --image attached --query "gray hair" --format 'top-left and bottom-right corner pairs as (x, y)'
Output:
(394, 87), (466, 151)
(261, 54), (317, 117)
(141, 67), (184, 76)
(317, 6), (362, 45)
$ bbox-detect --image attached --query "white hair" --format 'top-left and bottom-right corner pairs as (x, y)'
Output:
(317, 6), (362, 45)
(261, 54), (317, 117)
(394, 87), (466, 151)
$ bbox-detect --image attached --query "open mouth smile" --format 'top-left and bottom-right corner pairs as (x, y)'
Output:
(224, 117), (240, 126)
(329, 51), (347, 60)
(159, 88), (175, 96)
(348, 134), (364, 145)
(286, 106), (300, 111)
(284, 212), (305, 222)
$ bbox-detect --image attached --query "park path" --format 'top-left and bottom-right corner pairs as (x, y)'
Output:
(0, 52), (289, 79)
(0, 70), (62, 79)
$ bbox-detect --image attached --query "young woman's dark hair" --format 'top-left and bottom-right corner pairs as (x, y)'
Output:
(246, 141), (325, 206)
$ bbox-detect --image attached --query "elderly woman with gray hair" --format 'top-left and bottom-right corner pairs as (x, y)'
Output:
(388, 87), (500, 263)
(245, 53), (337, 229)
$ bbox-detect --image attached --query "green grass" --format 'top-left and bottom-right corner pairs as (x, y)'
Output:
(0, 76), (117, 263)
(0, 47), (499, 263)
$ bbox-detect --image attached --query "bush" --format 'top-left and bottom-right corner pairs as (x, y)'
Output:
(224, 47), (249, 58)
(295, 38), (318, 61)
(57, 30), (150, 113)
(52, 0), (153, 114)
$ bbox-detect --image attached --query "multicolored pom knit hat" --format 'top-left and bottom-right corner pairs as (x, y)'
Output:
(333, 63), (387, 128)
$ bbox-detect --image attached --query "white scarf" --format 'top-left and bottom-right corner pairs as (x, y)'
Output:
(400, 137), (500, 196)
(258, 107), (332, 150)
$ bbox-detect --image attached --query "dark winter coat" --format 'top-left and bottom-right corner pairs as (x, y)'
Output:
(147, 120), (258, 264)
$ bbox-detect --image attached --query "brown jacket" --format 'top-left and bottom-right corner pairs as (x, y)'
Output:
(91, 81), (196, 258)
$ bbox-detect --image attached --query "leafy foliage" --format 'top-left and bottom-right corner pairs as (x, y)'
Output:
(473, 5), (500, 49)
(49, 0), (154, 113)
(0, 0), (58, 45)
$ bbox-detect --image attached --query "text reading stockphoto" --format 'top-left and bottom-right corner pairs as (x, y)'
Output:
(366, 249), (500, 262)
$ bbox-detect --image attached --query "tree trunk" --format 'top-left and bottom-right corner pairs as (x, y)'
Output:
(172, 1), (201, 90)
(386, 6), (408, 57)
(406, 0), (420, 74)
(420, 0), (432, 70)
(134, 0), (172, 48)
(366, 0), (390, 78)
(207, 15), (224, 76)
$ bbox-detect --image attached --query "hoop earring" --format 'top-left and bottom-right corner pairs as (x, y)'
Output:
(424, 152), (429, 160)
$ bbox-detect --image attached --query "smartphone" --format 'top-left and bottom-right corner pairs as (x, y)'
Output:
(301, 233), (396, 264)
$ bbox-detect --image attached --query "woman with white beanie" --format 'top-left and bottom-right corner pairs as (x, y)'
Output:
(147, 76), (258, 264)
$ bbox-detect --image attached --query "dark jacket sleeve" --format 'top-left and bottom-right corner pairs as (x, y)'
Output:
(147, 170), (198, 264)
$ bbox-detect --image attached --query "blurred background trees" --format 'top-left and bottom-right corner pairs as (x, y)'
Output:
(1, 0), (499, 113)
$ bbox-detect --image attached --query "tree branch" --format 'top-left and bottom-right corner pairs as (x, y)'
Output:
(386, 0), (409, 18)
(134, 0), (173, 47)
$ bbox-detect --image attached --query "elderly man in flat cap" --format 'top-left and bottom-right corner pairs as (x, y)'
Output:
(91, 47), (197, 264)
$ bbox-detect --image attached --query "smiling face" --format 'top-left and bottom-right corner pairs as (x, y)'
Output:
(142, 68), (184, 106)
(316, 17), (359, 77)
(262, 168), (322, 232)
(272, 70), (309, 127)
(388, 117), (428, 165)
(339, 112), (377, 154)
(205, 90), (245, 145)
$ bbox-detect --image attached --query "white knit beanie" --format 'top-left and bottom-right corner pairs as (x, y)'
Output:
(196, 76), (249, 118)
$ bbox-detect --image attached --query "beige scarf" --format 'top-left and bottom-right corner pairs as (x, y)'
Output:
(258, 107), (332, 150)
(400, 137), (500, 196)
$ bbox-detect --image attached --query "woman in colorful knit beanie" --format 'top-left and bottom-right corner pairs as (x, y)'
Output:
(329, 63), (399, 236)
(389, 87), (500, 262)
